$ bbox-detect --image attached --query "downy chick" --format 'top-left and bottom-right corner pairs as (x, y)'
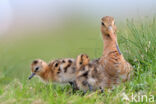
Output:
(29, 59), (56, 82)
(76, 54), (103, 93)
(28, 58), (78, 90)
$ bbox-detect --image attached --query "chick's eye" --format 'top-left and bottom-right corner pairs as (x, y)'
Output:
(101, 22), (105, 26)
(55, 63), (58, 67)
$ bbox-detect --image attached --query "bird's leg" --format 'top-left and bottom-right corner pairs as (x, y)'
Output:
(88, 83), (93, 92)
(100, 87), (104, 93)
(101, 89), (104, 93)
(69, 81), (78, 93)
(82, 90), (87, 95)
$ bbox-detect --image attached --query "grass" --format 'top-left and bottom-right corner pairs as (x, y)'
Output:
(0, 17), (156, 104)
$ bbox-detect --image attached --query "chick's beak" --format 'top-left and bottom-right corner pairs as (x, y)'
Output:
(28, 72), (35, 80)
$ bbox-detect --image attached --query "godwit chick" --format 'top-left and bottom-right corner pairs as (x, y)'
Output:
(28, 59), (56, 82)
(28, 58), (78, 90)
(75, 54), (103, 93)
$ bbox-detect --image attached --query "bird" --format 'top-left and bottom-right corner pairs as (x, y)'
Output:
(28, 58), (78, 90)
(75, 54), (91, 92)
(28, 59), (55, 82)
(75, 54), (102, 93)
(75, 16), (133, 92)
(99, 16), (133, 88)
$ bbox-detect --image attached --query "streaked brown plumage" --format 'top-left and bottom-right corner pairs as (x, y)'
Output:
(29, 59), (55, 82)
(75, 54), (102, 92)
(75, 54), (90, 92)
(29, 58), (77, 84)
(99, 16), (133, 87)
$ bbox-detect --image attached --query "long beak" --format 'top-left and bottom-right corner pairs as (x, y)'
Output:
(108, 26), (121, 54)
(108, 26), (116, 41)
(116, 42), (121, 55)
(28, 73), (35, 80)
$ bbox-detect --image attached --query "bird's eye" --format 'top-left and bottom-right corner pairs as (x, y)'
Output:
(68, 60), (72, 63)
(101, 22), (105, 26)
(62, 60), (65, 63)
(35, 67), (39, 71)
(55, 63), (58, 67)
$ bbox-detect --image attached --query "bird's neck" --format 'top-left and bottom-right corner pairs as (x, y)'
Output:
(39, 65), (55, 82)
(101, 33), (121, 57)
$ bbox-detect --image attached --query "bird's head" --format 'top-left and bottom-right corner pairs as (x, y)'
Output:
(28, 59), (47, 80)
(101, 16), (117, 40)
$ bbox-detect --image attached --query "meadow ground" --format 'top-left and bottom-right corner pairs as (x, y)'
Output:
(0, 17), (156, 104)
